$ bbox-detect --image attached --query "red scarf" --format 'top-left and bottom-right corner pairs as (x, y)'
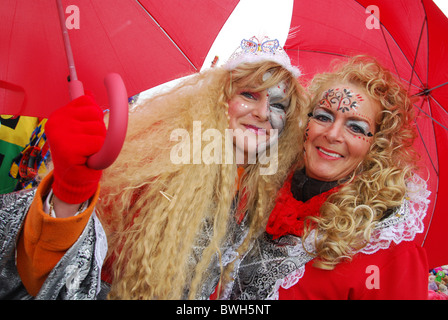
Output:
(266, 173), (339, 239)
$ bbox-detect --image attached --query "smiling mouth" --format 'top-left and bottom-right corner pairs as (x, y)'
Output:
(244, 124), (267, 135)
(317, 147), (343, 158)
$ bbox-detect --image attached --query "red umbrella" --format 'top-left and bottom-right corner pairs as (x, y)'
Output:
(0, 0), (238, 117)
(284, 0), (448, 269)
(0, 0), (238, 168)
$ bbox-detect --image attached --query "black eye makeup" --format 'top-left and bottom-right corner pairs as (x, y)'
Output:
(346, 120), (371, 136)
(240, 91), (258, 100)
(309, 108), (334, 123)
(308, 107), (374, 137)
(270, 103), (287, 111)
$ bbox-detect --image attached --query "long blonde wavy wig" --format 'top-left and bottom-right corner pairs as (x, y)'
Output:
(302, 56), (419, 269)
(97, 61), (308, 299)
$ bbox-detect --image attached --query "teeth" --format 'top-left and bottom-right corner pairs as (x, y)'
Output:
(318, 147), (342, 158)
(246, 126), (266, 135)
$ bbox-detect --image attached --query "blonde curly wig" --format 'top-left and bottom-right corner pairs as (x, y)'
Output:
(96, 61), (308, 299)
(302, 56), (419, 269)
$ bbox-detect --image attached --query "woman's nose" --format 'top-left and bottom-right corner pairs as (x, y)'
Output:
(251, 97), (269, 121)
(324, 121), (344, 143)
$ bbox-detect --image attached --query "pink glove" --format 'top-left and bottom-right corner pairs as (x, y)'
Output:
(45, 95), (106, 204)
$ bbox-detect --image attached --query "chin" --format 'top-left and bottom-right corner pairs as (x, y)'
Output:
(307, 167), (339, 181)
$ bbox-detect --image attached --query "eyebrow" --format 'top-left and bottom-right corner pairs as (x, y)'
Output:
(238, 86), (259, 93)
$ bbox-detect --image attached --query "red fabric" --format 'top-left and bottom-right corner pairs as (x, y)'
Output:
(0, 0), (238, 118)
(279, 241), (429, 300)
(266, 173), (338, 239)
(45, 95), (106, 204)
(138, 0), (239, 71)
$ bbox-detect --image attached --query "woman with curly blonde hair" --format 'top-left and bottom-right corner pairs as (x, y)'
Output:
(219, 56), (430, 300)
(0, 37), (309, 300)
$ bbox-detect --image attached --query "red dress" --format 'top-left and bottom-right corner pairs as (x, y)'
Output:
(223, 172), (430, 300)
(278, 240), (428, 300)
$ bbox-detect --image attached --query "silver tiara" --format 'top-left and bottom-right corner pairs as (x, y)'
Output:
(224, 36), (301, 78)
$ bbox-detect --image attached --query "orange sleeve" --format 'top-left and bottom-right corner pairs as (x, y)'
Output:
(16, 171), (100, 297)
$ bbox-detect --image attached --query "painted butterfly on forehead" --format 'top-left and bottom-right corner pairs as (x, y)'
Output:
(241, 37), (280, 54)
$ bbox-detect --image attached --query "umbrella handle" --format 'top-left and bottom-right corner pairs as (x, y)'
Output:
(56, 1), (127, 170)
(86, 73), (128, 170)
(68, 79), (85, 100)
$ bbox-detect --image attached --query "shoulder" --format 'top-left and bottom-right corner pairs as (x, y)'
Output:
(354, 240), (427, 269)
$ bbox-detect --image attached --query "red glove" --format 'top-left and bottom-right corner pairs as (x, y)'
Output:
(45, 95), (107, 204)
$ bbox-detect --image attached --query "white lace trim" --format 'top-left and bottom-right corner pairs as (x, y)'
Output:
(267, 265), (306, 300)
(271, 174), (430, 299)
(360, 174), (429, 255)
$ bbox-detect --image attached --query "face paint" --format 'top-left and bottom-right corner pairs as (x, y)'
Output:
(315, 87), (373, 137)
(227, 72), (292, 162)
(319, 87), (363, 114)
(304, 83), (382, 181)
(266, 80), (290, 135)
